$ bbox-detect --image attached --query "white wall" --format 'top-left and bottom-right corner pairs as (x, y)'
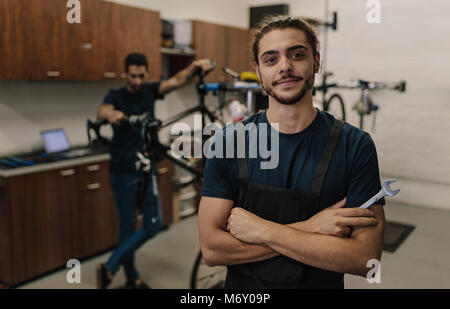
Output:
(286, 0), (450, 210)
(0, 81), (202, 154)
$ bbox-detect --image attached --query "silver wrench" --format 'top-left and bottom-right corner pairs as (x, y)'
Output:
(359, 180), (400, 209)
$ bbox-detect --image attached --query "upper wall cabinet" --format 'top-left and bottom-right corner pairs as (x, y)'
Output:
(192, 21), (252, 83)
(0, 0), (161, 81)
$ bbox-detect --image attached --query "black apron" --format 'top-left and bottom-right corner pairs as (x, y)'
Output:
(225, 119), (344, 289)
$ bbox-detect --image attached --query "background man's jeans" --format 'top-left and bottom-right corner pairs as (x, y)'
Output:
(104, 172), (163, 280)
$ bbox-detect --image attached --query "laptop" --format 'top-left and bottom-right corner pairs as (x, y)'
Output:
(41, 128), (92, 159)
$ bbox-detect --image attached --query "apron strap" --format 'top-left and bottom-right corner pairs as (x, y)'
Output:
(310, 119), (344, 196)
(236, 120), (249, 180)
(238, 158), (248, 180)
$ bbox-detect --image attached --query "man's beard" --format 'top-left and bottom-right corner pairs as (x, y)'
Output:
(260, 70), (315, 105)
(131, 85), (143, 93)
(127, 82), (143, 94)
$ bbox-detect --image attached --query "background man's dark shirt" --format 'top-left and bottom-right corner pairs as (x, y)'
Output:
(102, 83), (163, 173)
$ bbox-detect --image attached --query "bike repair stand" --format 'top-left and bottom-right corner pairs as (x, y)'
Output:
(133, 73), (215, 221)
(310, 1), (338, 106)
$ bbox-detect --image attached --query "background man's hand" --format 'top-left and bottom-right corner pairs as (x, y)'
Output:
(192, 58), (215, 75)
(302, 198), (378, 237)
(107, 110), (127, 125)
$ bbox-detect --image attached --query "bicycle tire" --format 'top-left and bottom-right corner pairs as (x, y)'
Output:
(190, 250), (203, 289)
(325, 93), (346, 121)
(190, 250), (227, 289)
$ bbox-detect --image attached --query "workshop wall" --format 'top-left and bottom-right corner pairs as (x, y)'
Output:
(289, 0), (450, 210)
(0, 81), (203, 155)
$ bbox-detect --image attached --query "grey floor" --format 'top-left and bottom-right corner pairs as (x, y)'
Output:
(18, 202), (450, 289)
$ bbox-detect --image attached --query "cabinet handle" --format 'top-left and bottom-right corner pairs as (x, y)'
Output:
(81, 42), (93, 51)
(158, 167), (169, 175)
(103, 72), (117, 78)
(60, 169), (75, 176)
(86, 164), (100, 172)
(87, 183), (101, 190)
(46, 71), (61, 77)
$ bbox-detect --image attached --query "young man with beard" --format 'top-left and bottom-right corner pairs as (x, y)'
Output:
(198, 16), (386, 288)
(96, 53), (213, 289)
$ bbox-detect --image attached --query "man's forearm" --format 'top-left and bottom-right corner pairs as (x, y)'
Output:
(204, 221), (313, 266)
(263, 224), (377, 276)
(203, 228), (278, 267)
(98, 104), (114, 119)
(158, 63), (196, 95)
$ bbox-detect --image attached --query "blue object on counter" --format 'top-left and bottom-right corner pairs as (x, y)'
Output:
(8, 157), (35, 166)
(0, 159), (19, 168)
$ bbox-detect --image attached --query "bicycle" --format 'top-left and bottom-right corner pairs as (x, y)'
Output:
(313, 71), (347, 121)
(313, 72), (406, 130)
(87, 68), (263, 290)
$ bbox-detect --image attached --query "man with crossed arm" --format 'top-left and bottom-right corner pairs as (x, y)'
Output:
(198, 16), (385, 289)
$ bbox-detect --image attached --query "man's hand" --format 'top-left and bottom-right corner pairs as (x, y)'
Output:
(158, 58), (215, 96)
(191, 58), (215, 75)
(227, 207), (274, 244)
(107, 110), (127, 126)
(301, 198), (378, 237)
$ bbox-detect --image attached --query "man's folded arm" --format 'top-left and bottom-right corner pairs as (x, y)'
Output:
(262, 204), (385, 277)
(198, 196), (279, 267)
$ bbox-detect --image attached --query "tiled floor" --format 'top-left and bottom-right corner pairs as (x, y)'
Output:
(17, 202), (450, 289)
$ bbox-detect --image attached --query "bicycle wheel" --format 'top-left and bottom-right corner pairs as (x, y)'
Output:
(325, 93), (346, 121)
(190, 250), (227, 289)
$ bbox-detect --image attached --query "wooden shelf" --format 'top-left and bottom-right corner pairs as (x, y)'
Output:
(161, 47), (195, 56)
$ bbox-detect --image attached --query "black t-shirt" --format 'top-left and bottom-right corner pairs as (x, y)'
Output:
(201, 109), (385, 209)
(102, 83), (164, 173)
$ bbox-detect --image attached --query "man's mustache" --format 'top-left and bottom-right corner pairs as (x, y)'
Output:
(272, 75), (303, 86)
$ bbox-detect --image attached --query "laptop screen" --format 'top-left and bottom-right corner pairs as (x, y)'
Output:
(41, 129), (71, 154)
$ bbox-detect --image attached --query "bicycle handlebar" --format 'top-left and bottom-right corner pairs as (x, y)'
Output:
(315, 79), (407, 92)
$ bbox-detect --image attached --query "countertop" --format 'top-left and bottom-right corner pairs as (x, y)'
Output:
(0, 153), (111, 178)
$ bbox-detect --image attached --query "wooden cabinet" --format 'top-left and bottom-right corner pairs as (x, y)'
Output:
(113, 3), (161, 82)
(0, 166), (89, 285)
(79, 0), (161, 81)
(192, 21), (228, 82)
(0, 1), (253, 83)
(0, 161), (117, 286)
(226, 26), (253, 74)
(193, 20), (252, 82)
(156, 159), (175, 228)
(73, 162), (118, 259)
(0, 0), (161, 81)
(0, 158), (175, 286)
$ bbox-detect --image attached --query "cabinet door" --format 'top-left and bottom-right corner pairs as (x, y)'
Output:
(0, 0), (43, 80)
(78, 0), (119, 81)
(6, 168), (76, 284)
(114, 4), (162, 81)
(193, 21), (228, 82)
(226, 26), (253, 74)
(28, 0), (83, 80)
(73, 161), (118, 258)
(0, 182), (13, 284)
(157, 160), (175, 227)
(0, 0), (161, 81)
